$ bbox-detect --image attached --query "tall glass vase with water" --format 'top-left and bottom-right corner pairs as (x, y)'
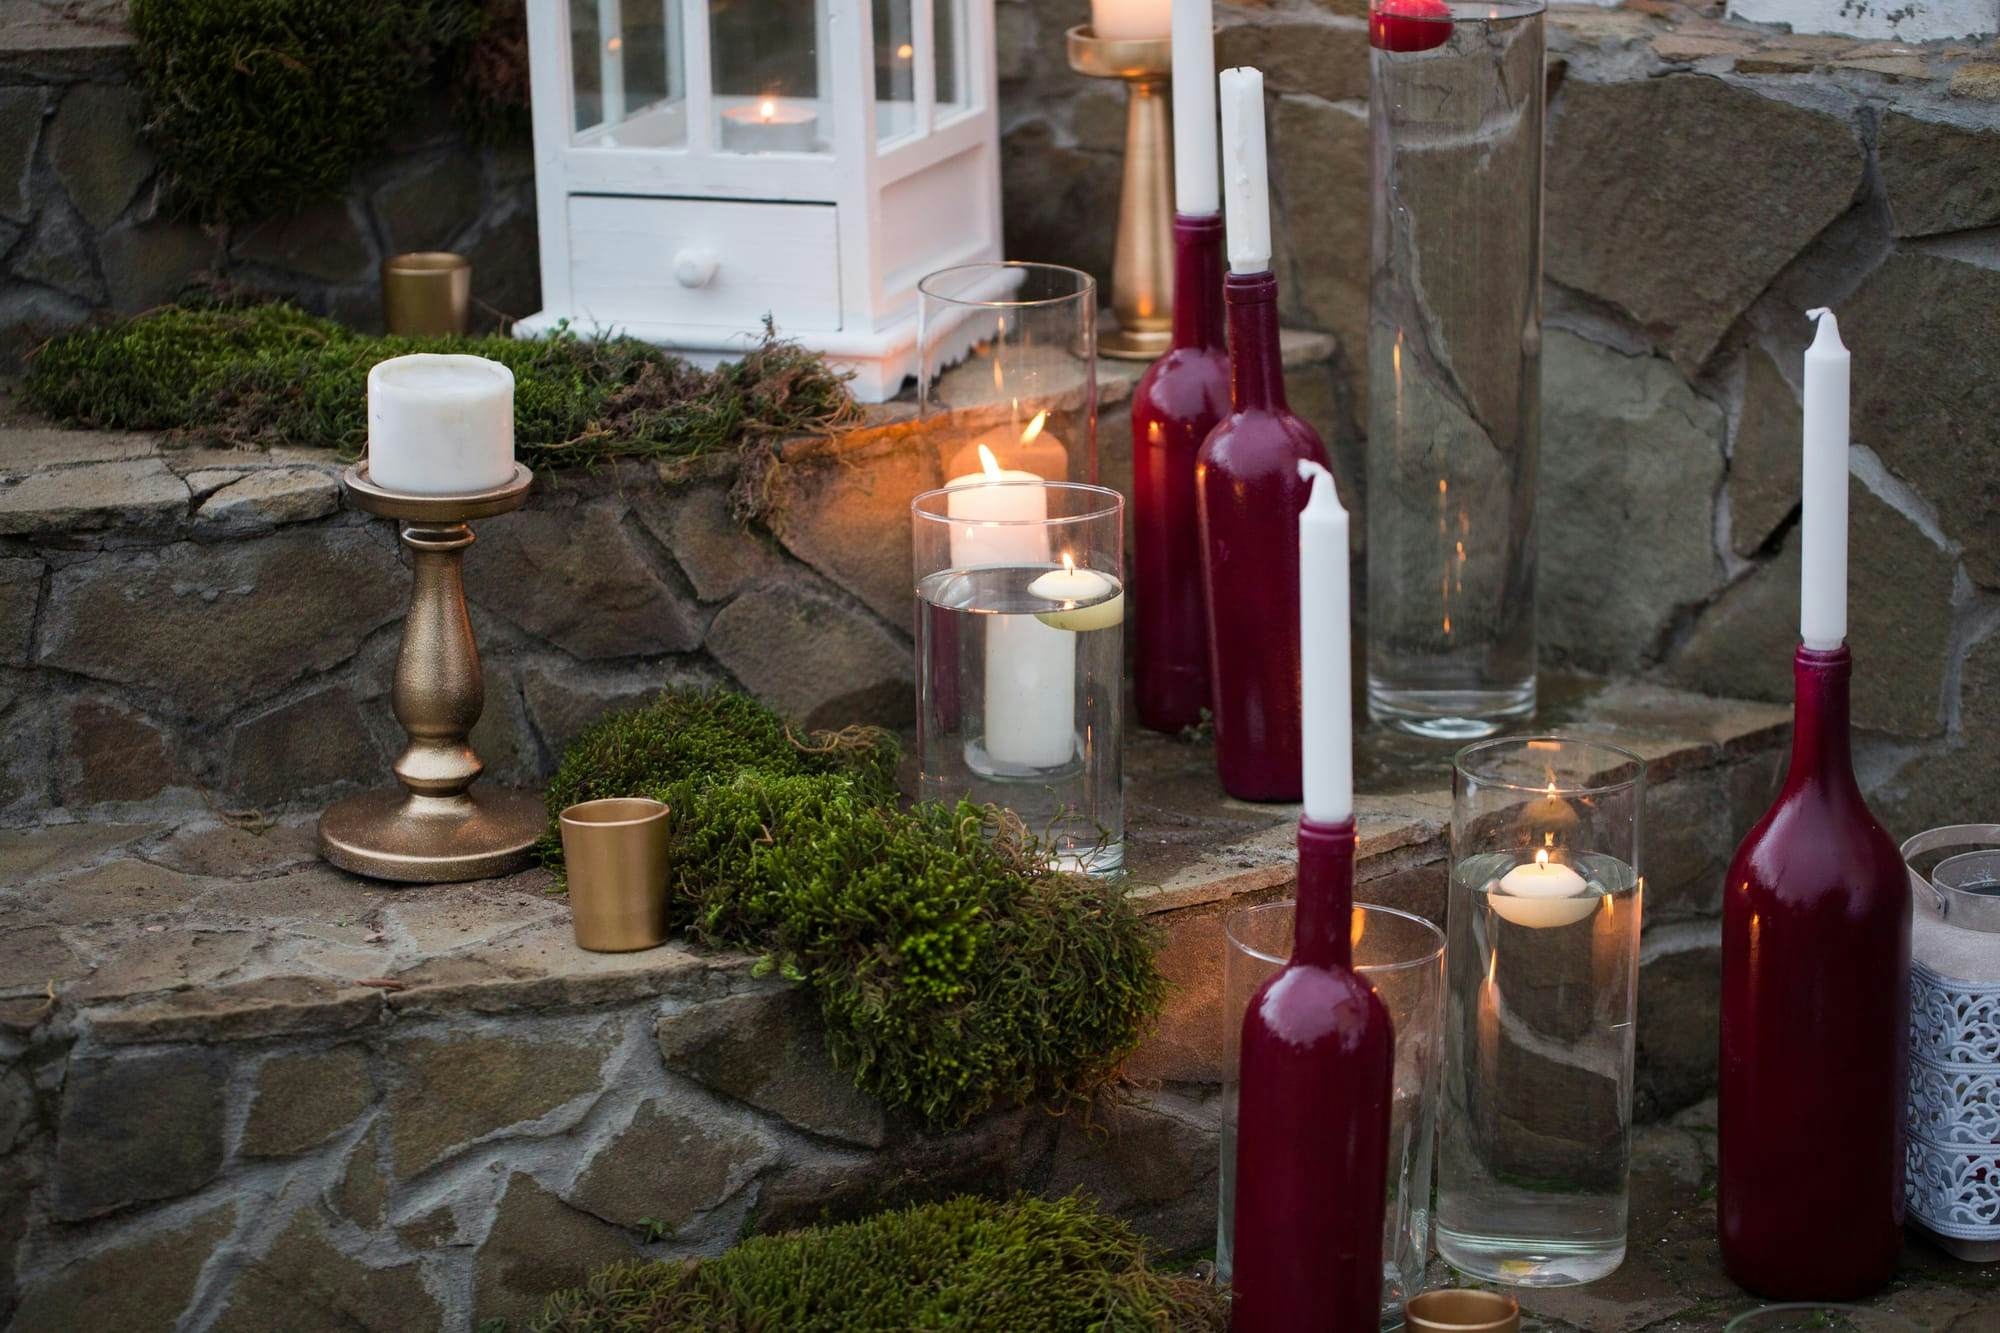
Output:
(1366, 0), (1545, 738)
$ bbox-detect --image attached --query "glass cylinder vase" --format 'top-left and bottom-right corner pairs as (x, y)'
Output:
(917, 262), (1098, 486)
(1365, 0), (1545, 739)
(1439, 737), (1644, 1287)
(911, 480), (1124, 875)
(1218, 901), (1447, 1328)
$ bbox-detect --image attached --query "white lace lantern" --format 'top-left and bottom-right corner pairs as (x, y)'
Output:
(518, 0), (1002, 401)
(1904, 825), (2000, 1263)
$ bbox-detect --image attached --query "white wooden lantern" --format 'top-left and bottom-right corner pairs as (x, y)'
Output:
(518, 0), (1003, 402)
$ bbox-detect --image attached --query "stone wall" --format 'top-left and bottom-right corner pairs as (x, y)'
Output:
(0, 6), (539, 363)
(998, 0), (2000, 838)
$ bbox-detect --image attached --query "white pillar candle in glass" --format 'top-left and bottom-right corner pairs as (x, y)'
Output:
(1800, 307), (1849, 651)
(1297, 461), (1352, 824)
(719, 97), (819, 153)
(1092, 0), (1172, 40)
(366, 354), (516, 496)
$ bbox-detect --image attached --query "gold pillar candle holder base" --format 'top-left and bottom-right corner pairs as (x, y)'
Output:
(382, 251), (471, 337)
(318, 462), (544, 885)
(1067, 26), (1174, 361)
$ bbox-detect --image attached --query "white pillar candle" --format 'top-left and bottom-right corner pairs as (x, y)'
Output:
(1172, 0), (1219, 215)
(1092, 0), (1172, 40)
(1491, 848), (1596, 929)
(719, 98), (819, 153)
(366, 354), (516, 496)
(944, 450), (1074, 771)
(1218, 66), (1270, 275)
(1800, 307), (1849, 651)
(1298, 460), (1352, 824)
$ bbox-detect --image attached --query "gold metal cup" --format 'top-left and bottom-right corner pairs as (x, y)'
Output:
(382, 251), (471, 336)
(1067, 26), (1173, 361)
(559, 798), (672, 952)
(1404, 1289), (1522, 1333)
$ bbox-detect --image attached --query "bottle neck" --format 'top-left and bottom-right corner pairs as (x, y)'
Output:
(1786, 644), (1856, 785)
(1171, 213), (1226, 352)
(1293, 818), (1357, 969)
(1225, 270), (1287, 411)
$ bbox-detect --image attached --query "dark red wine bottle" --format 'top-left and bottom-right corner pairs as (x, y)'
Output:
(1718, 644), (1910, 1297)
(1195, 269), (1330, 801)
(1231, 817), (1394, 1331)
(1132, 213), (1229, 734)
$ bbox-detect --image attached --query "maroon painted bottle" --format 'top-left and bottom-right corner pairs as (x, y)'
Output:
(1718, 644), (1910, 1298)
(1231, 818), (1394, 1332)
(1132, 213), (1230, 734)
(1196, 270), (1330, 801)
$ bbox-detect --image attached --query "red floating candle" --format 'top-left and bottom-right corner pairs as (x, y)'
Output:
(1371, 0), (1454, 53)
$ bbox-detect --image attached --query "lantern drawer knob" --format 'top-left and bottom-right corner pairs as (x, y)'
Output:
(673, 248), (719, 288)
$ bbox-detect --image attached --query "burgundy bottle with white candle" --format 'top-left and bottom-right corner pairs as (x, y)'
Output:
(1196, 67), (1331, 801)
(1230, 460), (1393, 1331)
(1717, 308), (1910, 1299)
(1131, 0), (1229, 733)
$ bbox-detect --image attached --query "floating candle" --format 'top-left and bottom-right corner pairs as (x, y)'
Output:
(1491, 848), (1597, 929)
(1031, 552), (1124, 631)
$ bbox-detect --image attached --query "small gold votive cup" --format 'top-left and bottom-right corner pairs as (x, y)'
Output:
(558, 798), (671, 952)
(382, 250), (471, 336)
(1405, 1289), (1522, 1333)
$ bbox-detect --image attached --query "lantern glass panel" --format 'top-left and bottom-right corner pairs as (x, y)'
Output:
(571, 1), (688, 148)
(874, 0), (917, 144)
(710, 0), (830, 154)
(934, 0), (968, 121)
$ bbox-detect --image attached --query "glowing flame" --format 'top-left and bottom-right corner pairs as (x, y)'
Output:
(1060, 550), (1077, 576)
(1535, 847), (1551, 870)
(758, 98), (777, 122)
(607, 35), (622, 51)
(1021, 410), (1048, 445)
(897, 41), (914, 59)
(977, 443), (1003, 478)
(1352, 906), (1367, 951)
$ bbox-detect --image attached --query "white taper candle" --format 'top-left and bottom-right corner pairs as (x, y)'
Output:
(1298, 460), (1352, 823)
(1800, 307), (1849, 651)
(1218, 66), (1270, 276)
(1172, 0), (1219, 215)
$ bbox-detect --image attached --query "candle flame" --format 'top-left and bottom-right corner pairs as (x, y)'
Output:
(758, 97), (776, 122)
(1535, 847), (1550, 870)
(897, 41), (914, 59)
(977, 443), (1003, 478)
(606, 35), (622, 51)
(1021, 410), (1048, 445)
(1061, 550), (1077, 576)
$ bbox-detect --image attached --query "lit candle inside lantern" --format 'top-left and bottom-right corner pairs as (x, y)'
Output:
(1800, 307), (1849, 651)
(944, 449), (1075, 771)
(1298, 460), (1352, 824)
(1491, 845), (1596, 929)
(1092, 0), (1172, 40)
(1031, 551), (1123, 631)
(719, 96), (819, 153)
(366, 354), (515, 496)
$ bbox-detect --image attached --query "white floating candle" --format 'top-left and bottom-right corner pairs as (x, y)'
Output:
(1218, 66), (1271, 276)
(1491, 848), (1597, 929)
(1298, 460), (1352, 824)
(1031, 553), (1124, 631)
(1172, 0), (1219, 215)
(1800, 307), (1849, 651)
(366, 354), (515, 496)
(1092, 0), (1172, 40)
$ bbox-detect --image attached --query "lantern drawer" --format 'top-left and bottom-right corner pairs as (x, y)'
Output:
(565, 196), (842, 334)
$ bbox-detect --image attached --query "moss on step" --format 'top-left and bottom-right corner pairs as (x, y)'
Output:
(530, 1194), (1228, 1332)
(541, 688), (1166, 1132)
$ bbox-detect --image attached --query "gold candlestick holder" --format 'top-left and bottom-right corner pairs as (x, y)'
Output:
(318, 462), (545, 884)
(1067, 25), (1174, 361)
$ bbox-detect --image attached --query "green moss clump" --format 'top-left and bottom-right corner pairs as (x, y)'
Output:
(129, 0), (486, 222)
(542, 689), (1165, 1131)
(23, 303), (860, 470)
(531, 1194), (1228, 1332)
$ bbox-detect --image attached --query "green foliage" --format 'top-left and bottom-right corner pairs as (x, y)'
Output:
(541, 688), (1165, 1131)
(22, 303), (861, 471)
(129, 0), (487, 222)
(531, 1194), (1229, 1332)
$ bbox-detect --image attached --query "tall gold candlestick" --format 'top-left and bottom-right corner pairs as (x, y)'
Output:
(318, 462), (545, 883)
(1067, 26), (1173, 361)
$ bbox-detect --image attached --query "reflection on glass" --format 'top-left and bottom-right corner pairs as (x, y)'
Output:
(572, 0), (687, 147)
(875, 0), (916, 142)
(710, 0), (828, 154)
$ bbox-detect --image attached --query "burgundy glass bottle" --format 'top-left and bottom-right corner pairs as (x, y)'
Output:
(1718, 644), (1910, 1298)
(1196, 270), (1330, 801)
(1231, 818), (1394, 1331)
(1132, 213), (1229, 733)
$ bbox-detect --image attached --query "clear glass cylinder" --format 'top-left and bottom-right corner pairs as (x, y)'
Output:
(1218, 901), (1447, 1327)
(911, 481), (1124, 874)
(1439, 737), (1644, 1287)
(917, 263), (1098, 485)
(1365, 0), (1545, 739)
